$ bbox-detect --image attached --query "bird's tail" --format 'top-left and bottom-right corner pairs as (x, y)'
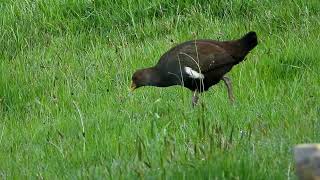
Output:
(239, 31), (258, 52)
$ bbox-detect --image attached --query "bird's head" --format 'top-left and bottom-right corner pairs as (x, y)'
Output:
(130, 68), (160, 91)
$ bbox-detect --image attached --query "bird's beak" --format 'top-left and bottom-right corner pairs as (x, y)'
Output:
(130, 81), (136, 92)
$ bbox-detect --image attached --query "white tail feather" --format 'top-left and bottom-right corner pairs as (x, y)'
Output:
(184, 67), (204, 79)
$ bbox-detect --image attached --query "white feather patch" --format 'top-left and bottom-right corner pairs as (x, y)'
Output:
(184, 67), (204, 79)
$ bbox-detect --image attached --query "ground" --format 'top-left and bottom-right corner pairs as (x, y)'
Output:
(0, 0), (319, 179)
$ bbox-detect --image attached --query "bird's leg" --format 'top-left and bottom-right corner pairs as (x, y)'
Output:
(222, 76), (235, 103)
(192, 90), (199, 107)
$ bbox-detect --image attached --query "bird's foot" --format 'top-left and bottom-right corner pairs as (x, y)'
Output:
(222, 76), (235, 104)
(192, 91), (199, 107)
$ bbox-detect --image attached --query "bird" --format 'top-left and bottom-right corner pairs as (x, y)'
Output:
(130, 31), (258, 106)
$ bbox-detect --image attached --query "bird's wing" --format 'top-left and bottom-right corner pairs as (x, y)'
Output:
(175, 41), (236, 74)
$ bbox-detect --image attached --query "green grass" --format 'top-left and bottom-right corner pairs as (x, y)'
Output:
(0, 0), (320, 179)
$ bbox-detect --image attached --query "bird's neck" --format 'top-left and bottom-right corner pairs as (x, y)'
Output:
(143, 67), (164, 86)
(145, 67), (177, 87)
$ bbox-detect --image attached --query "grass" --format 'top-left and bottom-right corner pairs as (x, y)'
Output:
(0, 0), (320, 179)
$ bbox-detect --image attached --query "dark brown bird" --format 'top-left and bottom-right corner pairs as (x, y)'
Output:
(131, 31), (258, 106)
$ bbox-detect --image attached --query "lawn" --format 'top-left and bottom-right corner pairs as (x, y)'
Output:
(0, 0), (320, 179)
